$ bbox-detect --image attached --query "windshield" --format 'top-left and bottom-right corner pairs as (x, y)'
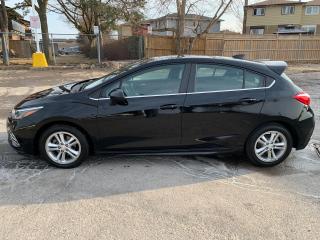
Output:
(82, 60), (146, 90)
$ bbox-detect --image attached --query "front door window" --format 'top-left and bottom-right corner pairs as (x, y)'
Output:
(121, 64), (185, 96)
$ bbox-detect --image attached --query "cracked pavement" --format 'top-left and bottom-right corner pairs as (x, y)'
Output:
(0, 69), (319, 240)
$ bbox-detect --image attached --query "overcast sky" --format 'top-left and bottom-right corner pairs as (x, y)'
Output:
(7, 0), (242, 36)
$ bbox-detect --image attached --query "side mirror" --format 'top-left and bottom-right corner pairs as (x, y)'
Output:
(109, 88), (128, 105)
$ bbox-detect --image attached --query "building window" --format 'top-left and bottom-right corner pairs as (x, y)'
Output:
(302, 25), (317, 34)
(305, 6), (320, 15)
(282, 6), (295, 15)
(253, 8), (265, 16)
(250, 27), (264, 35)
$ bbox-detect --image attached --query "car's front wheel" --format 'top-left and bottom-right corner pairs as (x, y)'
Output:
(246, 124), (293, 167)
(39, 125), (89, 168)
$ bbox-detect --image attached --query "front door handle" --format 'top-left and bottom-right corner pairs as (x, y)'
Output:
(160, 104), (178, 110)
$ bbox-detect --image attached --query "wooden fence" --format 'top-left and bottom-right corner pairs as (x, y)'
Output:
(144, 34), (320, 62)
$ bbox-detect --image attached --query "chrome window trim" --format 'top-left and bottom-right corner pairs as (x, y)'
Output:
(89, 80), (275, 101)
(89, 92), (186, 101)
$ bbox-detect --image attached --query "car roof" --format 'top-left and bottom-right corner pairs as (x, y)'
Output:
(137, 55), (284, 78)
(87, 55), (286, 93)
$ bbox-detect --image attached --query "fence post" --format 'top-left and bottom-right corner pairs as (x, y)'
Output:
(222, 34), (225, 56)
(144, 36), (148, 58)
(97, 36), (101, 64)
(249, 37), (253, 60)
(276, 33), (279, 60)
(51, 34), (56, 65)
(204, 36), (207, 55)
(298, 33), (302, 62)
(138, 36), (143, 59)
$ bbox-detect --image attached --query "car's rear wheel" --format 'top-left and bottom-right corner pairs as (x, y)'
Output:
(39, 125), (89, 168)
(246, 124), (293, 167)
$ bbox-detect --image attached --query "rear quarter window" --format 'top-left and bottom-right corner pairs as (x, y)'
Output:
(194, 64), (269, 92)
(244, 71), (265, 88)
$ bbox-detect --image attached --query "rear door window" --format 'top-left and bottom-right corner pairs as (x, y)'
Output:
(194, 64), (244, 92)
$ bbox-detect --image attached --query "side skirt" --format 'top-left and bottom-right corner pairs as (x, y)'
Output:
(95, 148), (243, 156)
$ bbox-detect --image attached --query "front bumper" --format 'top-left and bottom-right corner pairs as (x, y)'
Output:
(7, 118), (37, 154)
(7, 127), (21, 148)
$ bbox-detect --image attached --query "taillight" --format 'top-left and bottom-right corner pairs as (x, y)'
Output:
(294, 92), (311, 106)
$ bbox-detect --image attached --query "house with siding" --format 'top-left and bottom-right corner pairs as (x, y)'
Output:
(2, 6), (31, 40)
(243, 0), (320, 34)
(144, 13), (221, 37)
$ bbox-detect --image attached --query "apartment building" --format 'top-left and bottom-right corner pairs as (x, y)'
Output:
(244, 0), (320, 34)
(144, 13), (221, 37)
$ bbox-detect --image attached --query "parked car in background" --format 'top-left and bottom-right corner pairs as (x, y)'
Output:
(58, 46), (81, 55)
(7, 56), (315, 168)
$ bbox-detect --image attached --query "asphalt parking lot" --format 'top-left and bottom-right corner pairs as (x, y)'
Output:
(0, 69), (319, 240)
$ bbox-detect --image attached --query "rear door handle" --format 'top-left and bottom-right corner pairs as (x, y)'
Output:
(160, 104), (178, 110)
(239, 98), (258, 104)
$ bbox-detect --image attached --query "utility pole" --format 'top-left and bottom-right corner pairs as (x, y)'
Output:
(243, 0), (249, 34)
(30, 0), (48, 67)
(93, 25), (101, 64)
(31, 0), (40, 52)
(0, 0), (9, 65)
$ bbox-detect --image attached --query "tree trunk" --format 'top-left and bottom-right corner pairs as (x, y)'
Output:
(0, 0), (9, 65)
(187, 37), (195, 54)
(242, 0), (248, 34)
(38, 1), (52, 64)
(85, 35), (97, 58)
(1, 33), (9, 65)
(175, 0), (186, 55)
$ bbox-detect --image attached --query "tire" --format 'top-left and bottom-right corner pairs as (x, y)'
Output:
(39, 125), (89, 168)
(246, 123), (293, 167)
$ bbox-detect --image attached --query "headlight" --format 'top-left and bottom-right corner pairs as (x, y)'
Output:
(11, 106), (43, 120)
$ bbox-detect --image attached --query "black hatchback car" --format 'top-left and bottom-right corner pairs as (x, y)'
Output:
(7, 56), (315, 168)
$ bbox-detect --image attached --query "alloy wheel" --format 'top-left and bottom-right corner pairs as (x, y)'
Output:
(254, 130), (287, 163)
(45, 131), (82, 164)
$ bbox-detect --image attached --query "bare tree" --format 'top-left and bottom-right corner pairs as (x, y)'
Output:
(185, 0), (233, 53)
(242, 0), (248, 34)
(0, 0), (9, 65)
(157, 0), (233, 54)
(175, 0), (186, 55)
(50, 0), (144, 57)
(15, 0), (53, 64)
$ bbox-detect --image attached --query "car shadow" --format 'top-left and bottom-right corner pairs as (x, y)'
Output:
(0, 140), (261, 205)
(1, 130), (320, 206)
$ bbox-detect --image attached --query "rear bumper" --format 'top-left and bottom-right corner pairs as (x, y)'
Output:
(295, 107), (315, 150)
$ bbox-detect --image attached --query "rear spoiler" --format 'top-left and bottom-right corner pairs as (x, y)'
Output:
(260, 61), (288, 75)
(233, 55), (288, 75)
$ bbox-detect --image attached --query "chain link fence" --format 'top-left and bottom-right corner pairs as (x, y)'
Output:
(0, 32), (145, 66)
